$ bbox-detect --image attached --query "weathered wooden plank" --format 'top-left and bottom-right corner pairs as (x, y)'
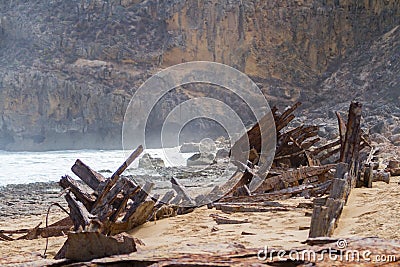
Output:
(93, 145), (143, 210)
(317, 147), (341, 162)
(171, 177), (195, 206)
(325, 198), (345, 236)
(273, 102), (303, 134)
(92, 178), (129, 221)
(0, 232), (14, 241)
(329, 178), (347, 199)
(233, 185), (251, 197)
(311, 139), (341, 156)
(109, 185), (140, 222)
(336, 111), (347, 148)
(62, 232), (137, 261)
(65, 193), (94, 230)
(334, 162), (349, 179)
(209, 214), (250, 224)
(276, 114), (295, 132)
(276, 102), (302, 130)
(71, 159), (105, 191)
(59, 175), (96, 210)
(110, 200), (155, 235)
(340, 102), (362, 166)
(155, 190), (175, 208)
(309, 205), (328, 238)
(255, 164), (336, 193)
(122, 181), (154, 222)
(309, 162), (349, 238)
(170, 194), (183, 205)
(215, 203), (290, 213)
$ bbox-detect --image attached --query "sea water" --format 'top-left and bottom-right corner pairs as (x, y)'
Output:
(0, 148), (194, 186)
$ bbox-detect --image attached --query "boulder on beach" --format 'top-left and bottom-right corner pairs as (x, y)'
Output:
(216, 148), (229, 159)
(187, 152), (216, 166)
(138, 153), (165, 169)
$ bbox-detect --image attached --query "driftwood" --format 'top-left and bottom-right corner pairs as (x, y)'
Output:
(209, 214), (250, 224)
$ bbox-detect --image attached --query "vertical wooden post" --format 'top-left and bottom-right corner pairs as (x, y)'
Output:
(364, 164), (373, 188)
(340, 102), (362, 167)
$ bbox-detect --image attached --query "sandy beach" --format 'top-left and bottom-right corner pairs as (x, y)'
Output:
(0, 176), (399, 265)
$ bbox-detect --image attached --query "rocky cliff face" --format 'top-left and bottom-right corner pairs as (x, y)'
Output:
(0, 0), (399, 151)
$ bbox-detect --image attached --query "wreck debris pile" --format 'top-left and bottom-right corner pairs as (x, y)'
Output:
(0, 101), (395, 264)
(213, 101), (390, 241)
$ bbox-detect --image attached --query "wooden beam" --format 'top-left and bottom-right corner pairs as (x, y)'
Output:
(71, 159), (105, 191)
(59, 175), (96, 210)
(255, 164), (336, 193)
(65, 193), (93, 230)
(93, 145), (143, 210)
(340, 102), (362, 166)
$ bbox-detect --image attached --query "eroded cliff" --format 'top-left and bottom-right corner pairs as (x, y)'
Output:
(0, 0), (399, 150)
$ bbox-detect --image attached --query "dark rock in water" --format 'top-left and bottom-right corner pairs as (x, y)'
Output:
(98, 169), (112, 174)
(138, 153), (165, 169)
(216, 148), (229, 159)
(187, 152), (216, 166)
(180, 143), (200, 153)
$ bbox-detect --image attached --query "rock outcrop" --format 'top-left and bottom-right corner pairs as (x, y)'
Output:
(0, 0), (399, 150)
